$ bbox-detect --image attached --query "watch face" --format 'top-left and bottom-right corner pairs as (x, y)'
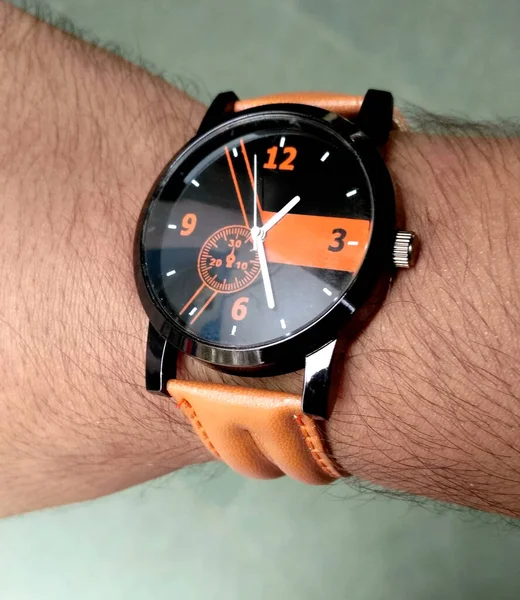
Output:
(138, 109), (391, 360)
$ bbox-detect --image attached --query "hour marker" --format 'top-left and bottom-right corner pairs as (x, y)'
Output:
(280, 319), (287, 330)
(279, 136), (286, 148)
(341, 298), (356, 313)
(180, 283), (205, 316)
(347, 241), (359, 246)
(323, 287), (332, 296)
(166, 269), (176, 277)
(191, 179), (200, 187)
(346, 189), (357, 197)
(320, 151), (330, 162)
(167, 224), (177, 230)
(232, 147), (238, 158)
(189, 307), (198, 316)
(231, 325), (237, 336)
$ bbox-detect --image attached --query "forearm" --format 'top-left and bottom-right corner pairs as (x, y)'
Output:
(0, 3), (209, 516)
(329, 132), (520, 516)
(1, 3), (519, 517)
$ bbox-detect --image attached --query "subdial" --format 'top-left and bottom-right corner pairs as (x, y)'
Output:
(197, 225), (260, 293)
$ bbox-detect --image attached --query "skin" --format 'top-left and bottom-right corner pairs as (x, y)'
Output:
(0, 3), (519, 517)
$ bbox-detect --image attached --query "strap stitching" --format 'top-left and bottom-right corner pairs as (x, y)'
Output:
(177, 394), (339, 480)
(294, 415), (340, 480)
(178, 398), (221, 459)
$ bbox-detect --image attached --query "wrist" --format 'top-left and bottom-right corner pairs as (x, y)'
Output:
(328, 131), (520, 515)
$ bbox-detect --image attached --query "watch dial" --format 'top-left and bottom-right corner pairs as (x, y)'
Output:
(141, 115), (374, 348)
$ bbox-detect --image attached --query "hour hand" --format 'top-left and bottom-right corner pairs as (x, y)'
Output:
(261, 195), (301, 234)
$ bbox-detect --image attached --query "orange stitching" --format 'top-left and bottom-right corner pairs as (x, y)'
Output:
(178, 398), (221, 459)
(294, 415), (340, 479)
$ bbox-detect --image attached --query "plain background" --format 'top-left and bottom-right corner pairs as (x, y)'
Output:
(2, 0), (520, 598)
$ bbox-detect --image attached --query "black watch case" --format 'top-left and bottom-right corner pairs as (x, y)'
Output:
(134, 90), (396, 418)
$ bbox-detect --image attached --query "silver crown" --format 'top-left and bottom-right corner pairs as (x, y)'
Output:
(393, 230), (418, 268)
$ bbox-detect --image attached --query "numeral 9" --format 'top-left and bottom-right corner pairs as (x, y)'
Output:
(180, 213), (197, 236)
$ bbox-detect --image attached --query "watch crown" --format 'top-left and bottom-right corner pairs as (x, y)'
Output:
(393, 230), (418, 268)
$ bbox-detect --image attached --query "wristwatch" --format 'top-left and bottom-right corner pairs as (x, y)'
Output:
(134, 90), (417, 485)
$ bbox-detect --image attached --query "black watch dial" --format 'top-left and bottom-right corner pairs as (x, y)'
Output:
(139, 115), (374, 349)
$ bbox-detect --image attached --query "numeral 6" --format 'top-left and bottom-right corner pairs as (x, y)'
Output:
(232, 296), (249, 321)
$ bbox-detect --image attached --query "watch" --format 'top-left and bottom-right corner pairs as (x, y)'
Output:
(134, 89), (418, 484)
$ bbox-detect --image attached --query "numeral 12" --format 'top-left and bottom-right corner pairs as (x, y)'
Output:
(264, 146), (297, 171)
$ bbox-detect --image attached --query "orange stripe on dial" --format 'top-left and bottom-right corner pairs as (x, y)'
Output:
(263, 213), (370, 273)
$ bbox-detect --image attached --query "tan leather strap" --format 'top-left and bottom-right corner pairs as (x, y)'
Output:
(168, 380), (341, 485)
(232, 91), (407, 130)
(234, 91), (364, 118)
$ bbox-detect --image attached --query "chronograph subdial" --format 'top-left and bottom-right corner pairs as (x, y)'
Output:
(197, 225), (261, 293)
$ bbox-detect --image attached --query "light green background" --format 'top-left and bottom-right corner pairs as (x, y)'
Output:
(2, 1), (520, 598)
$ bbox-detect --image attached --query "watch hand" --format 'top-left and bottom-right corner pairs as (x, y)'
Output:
(253, 153), (258, 230)
(225, 145), (249, 227)
(225, 245), (236, 268)
(252, 153), (259, 250)
(254, 233), (275, 309)
(261, 195), (301, 234)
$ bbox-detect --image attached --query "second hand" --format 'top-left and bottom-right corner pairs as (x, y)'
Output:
(252, 153), (259, 249)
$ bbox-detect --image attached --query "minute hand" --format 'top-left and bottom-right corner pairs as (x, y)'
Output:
(261, 195), (301, 234)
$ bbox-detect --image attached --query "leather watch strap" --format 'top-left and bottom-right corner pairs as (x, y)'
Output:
(233, 91), (364, 118)
(232, 91), (407, 130)
(168, 380), (341, 484)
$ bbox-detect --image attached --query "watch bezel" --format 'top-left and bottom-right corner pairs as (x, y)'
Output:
(134, 103), (395, 375)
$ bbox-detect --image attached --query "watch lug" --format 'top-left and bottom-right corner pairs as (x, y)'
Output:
(145, 322), (178, 395)
(301, 339), (338, 419)
(356, 89), (394, 145)
(197, 91), (239, 136)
